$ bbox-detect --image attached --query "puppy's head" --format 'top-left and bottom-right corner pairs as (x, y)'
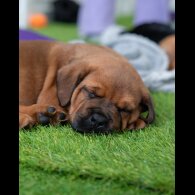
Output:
(57, 57), (155, 134)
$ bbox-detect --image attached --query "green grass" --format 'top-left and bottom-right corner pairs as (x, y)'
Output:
(20, 93), (175, 195)
(33, 22), (79, 42)
(31, 15), (133, 42)
(20, 18), (175, 195)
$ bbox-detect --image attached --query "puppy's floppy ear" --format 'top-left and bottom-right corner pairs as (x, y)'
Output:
(140, 94), (155, 124)
(57, 62), (89, 107)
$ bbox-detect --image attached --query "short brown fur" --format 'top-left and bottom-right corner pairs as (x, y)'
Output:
(19, 41), (155, 132)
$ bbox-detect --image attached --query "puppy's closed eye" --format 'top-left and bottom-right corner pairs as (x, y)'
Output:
(117, 108), (132, 114)
(88, 91), (97, 98)
(83, 87), (101, 99)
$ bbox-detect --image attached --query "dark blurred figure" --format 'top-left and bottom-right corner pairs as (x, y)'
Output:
(53, 0), (79, 23)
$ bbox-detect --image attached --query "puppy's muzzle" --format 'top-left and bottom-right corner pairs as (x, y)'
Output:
(72, 113), (110, 134)
(88, 113), (108, 130)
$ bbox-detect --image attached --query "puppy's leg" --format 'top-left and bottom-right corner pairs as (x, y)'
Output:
(127, 119), (147, 130)
(19, 62), (68, 129)
(19, 112), (34, 129)
(19, 103), (67, 129)
(36, 82), (69, 121)
(35, 63), (69, 124)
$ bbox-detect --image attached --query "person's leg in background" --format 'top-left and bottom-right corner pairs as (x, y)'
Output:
(134, 0), (170, 26)
(77, 0), (116, 38)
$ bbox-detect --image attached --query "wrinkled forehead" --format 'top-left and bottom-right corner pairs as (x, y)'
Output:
(81, 74), (141, 109)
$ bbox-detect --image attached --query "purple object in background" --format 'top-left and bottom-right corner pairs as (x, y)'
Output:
(19, 29), (54, 40)
(77, 0), (116, 36)
(134, 0), (170, 26)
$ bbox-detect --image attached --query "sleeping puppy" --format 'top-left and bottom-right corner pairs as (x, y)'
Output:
(19, 41), (155, 133)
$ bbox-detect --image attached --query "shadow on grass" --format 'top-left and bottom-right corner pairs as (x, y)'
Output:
(21, 162), (168, 195)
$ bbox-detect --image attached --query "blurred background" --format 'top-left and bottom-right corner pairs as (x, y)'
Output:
(19, 0), (175, 41)
(19, 0), (175, 92)
(20, 0), (138, 28)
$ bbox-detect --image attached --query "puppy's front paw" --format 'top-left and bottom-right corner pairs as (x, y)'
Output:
(37, 106), (68, 126)
(127, 119), (147, 131)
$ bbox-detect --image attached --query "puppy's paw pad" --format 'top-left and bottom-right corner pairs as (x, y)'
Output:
(58, 112), (67, 122)
(47, 106), (56, 115)
(38, 113), (50, 125)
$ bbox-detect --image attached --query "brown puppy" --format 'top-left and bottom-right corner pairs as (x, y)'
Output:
(19, 40), (155, 133)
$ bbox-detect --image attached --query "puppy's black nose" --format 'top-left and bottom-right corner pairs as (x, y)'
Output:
(89, 113), (108, 129)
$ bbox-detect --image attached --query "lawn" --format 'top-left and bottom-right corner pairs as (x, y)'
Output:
(19, 17), (175, 195)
